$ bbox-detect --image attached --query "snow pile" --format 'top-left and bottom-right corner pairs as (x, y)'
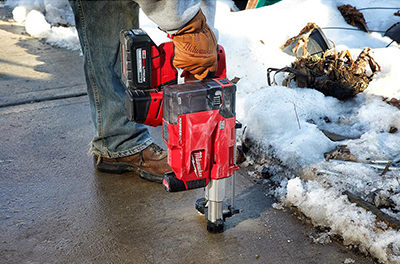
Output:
(6, 0), (79, 50)
(5, 0), (400, 263)
(286, 178), (400, 263)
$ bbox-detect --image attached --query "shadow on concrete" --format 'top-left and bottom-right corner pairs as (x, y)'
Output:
(0, 4), (13, 21)
(0, 21), (25, 34)
(0, 18), (86, 107)
(226, 182), (274, 230)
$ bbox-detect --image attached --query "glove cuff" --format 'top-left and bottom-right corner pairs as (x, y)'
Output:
(175, 9), (207, 35)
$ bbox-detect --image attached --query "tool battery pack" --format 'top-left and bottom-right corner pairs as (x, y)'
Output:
(120, 29), (177, 126)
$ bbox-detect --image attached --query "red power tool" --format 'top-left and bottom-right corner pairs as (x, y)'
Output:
(120, 29), (240, 233)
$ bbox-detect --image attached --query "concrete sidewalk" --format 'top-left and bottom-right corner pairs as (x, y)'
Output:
(0, 17), (374, 264)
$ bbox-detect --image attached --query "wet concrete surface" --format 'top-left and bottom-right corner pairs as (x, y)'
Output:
(0, 15), (375, 264)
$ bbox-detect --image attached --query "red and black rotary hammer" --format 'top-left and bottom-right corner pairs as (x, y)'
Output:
(120, 29), (241, 233)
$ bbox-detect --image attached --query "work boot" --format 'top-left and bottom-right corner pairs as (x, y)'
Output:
(93, 143), (171, 183)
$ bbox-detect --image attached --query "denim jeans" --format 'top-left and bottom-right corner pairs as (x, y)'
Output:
(69, 0), (153, 158)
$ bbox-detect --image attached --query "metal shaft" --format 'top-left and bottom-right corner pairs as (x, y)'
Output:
(231, 172), (236, 209)
(206, 178), (227, 223)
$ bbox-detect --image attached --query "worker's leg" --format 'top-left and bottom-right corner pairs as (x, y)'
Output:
(69, 0), (153, 158)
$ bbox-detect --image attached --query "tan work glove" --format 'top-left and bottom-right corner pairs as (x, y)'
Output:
(172, 10), (218, 80)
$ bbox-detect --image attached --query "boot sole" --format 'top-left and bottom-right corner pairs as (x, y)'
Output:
(94, 156), (163, 183)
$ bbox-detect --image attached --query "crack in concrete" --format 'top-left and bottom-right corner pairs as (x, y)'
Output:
(0, 92), (88, 108)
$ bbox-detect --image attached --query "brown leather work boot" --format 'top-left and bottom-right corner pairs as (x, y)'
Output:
(93, 143), (171, 183)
